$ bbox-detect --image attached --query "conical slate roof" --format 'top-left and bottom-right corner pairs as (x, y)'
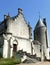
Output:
(35, 18), (45, 29)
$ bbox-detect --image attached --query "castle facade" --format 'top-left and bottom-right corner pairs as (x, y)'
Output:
(0, 8), (49, 61)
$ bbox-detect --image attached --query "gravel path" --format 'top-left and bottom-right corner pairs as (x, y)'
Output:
(16, 62), (50, 65)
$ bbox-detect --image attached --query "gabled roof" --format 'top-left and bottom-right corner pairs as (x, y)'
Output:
(35, 18), (45, 29)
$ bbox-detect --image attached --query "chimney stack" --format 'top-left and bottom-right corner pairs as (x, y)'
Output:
(4, 13), (10, 20)
(43, 18), (47, 27)
(18, 8), (22, 14)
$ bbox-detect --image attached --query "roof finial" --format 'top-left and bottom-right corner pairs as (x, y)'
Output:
(39, 12), (40, 19)
(8, 12), (10, 16)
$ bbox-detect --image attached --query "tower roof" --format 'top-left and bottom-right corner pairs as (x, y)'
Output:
(35, 18), (45, 29)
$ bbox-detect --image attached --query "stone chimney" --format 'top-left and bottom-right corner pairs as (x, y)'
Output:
(4, 15), (7, 19)
(18, 8), (22, 14)
(43, 18), (47, 27)
(4, 13), (10, 20)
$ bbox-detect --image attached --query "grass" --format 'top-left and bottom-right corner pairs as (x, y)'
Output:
(0, 58), (21, 65)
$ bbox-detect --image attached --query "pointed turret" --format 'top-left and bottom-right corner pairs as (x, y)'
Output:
(35, 18), (45, 29)
(34, 18), (49, 61)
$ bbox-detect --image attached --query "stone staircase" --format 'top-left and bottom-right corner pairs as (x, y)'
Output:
(16, 50), (41, 63)
(23, 56), (40, 63)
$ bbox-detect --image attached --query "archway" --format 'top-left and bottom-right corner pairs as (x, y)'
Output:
(13, 40), (18, 57)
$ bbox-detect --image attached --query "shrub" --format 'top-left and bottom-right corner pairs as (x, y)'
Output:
(0, 53), (2, 58)
(13, 58), (21, 64)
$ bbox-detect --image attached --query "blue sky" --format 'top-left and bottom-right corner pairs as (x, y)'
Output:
(0, 0), (50, 45)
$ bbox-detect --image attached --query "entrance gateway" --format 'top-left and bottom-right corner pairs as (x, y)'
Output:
(13, 40), (18, 57)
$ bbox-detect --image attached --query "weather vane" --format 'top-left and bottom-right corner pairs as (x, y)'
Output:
(38, 12), (40, 19)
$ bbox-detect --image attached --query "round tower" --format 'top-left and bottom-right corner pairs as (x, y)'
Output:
(4, 14), (13, 41)
(6, 19), (13, 33)
(34, 18), (49, 61)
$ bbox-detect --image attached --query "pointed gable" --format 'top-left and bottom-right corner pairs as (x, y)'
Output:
(7, 8), (30, 39)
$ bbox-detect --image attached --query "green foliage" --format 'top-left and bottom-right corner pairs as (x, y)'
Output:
(0, 58), (21, 65)
(0, 53), (2, 58)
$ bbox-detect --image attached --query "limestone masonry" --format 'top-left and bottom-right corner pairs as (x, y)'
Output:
(0, 8), (49, 61)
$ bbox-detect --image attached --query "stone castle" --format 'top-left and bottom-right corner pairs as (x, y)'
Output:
(0, 8), (49, 61)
